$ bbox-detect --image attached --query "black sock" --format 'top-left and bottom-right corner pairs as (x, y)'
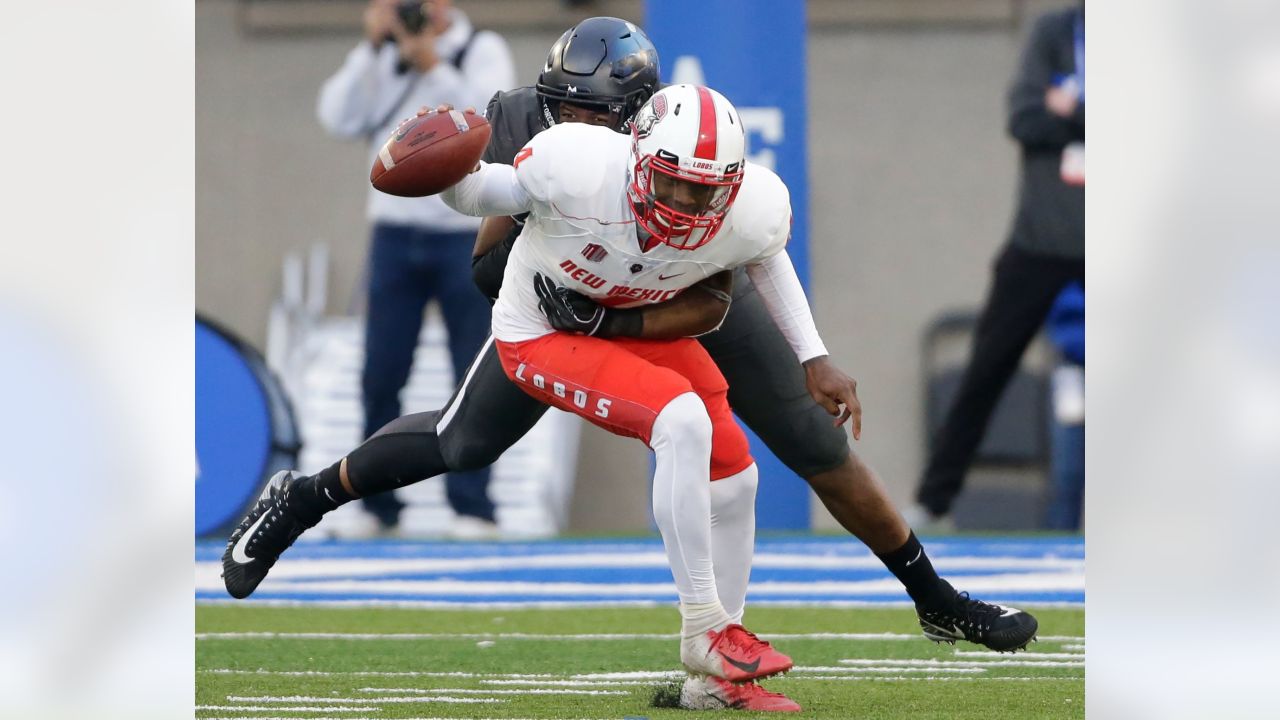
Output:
(875, 531), (957, 611)
(288, 461), (353, 520)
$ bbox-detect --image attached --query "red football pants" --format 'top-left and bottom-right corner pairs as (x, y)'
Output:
(495, 333), (753, 480)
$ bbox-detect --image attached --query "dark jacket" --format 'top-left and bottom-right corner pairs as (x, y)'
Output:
(1006, 8), (1085, 259)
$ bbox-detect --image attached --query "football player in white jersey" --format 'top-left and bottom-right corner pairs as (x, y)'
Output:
(433, 84), (842, 682)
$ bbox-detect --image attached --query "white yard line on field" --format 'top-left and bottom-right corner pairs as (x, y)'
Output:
(196, 706), (366, 712)
(838, 658), (1083, 668)
(195, 573), (1084, 597)
(193, 552), (1083, 586)
(478, 679), (663, 687)
(196, 631), (685, 641)
(205, 669), (504, 678)
(792, 676), (1084, 682)
(197, 598), (677, 610)
(954, 650), (1084, 659)
(196, 630), (1085, 642)
(800, 666), (986, 674)
(202, 657), (1085, 682)
(356, 687), (627, 696)
(561, 671), (683, 681)
(197, 597), (1086, 610)
(471, 669), (982, 688)
(227, 695), (502, 704)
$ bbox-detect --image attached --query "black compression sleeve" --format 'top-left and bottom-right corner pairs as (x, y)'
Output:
(344, 411), (449, 496)
(472, 231), (517, 300)
(596, 308), (643, 338)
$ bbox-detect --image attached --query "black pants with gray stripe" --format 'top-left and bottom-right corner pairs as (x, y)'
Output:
(347, 267), (851, 496)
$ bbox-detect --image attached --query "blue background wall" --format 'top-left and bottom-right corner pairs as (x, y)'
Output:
(646, 0), (813, 529)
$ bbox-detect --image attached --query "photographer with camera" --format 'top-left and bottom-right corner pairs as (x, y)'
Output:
(317, 0), (515, 538)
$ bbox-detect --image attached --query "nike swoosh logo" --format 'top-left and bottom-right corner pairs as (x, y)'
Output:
(904, 548), (924, 567)
(230, 512), (269, 565)
(1000, 607), (1021, 617)
(927, 622), (963, 637)
(722, 656), (761, 674)
(658, 272), (685, 280)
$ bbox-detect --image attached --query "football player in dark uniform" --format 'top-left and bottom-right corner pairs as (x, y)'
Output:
(223, 17), (1039, 667)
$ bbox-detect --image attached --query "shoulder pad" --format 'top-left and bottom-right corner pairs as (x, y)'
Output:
(513, 123), (629, 204)
(482, 86), (544, 165)
(726, 163), (792, 259)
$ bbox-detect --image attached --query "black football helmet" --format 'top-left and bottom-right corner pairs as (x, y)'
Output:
(536, 17), (661, 132)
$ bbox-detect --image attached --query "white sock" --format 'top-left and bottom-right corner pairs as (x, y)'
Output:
(650, 392), (728, 634)
(711, 463), (758, 625)
(681, 601), (732, 639)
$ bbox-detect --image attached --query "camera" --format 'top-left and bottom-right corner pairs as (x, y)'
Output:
(385, 0), (432, 74)
(394, 0), (431, 36)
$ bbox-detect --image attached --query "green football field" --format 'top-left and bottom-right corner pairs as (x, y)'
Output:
(196, 604), (1084, 719)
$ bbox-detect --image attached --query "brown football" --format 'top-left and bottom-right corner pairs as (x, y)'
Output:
(370, 109), (491, 197)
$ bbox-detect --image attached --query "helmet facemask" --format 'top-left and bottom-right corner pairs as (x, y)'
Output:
(630, 147), (743, 250)
(541, 96), (626, 131)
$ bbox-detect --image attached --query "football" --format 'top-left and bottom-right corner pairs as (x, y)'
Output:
(370, 109), (491, 197)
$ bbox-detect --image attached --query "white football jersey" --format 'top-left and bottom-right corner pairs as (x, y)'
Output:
(491, 122), (792, 342)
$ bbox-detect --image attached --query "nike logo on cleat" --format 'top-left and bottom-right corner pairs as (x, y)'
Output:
(230, 513), (269, 564)
(723, 656), (761, 674)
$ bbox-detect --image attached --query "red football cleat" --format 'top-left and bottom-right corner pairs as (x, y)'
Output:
(681, 623), (794, 681)
(681, 675), (802, 712)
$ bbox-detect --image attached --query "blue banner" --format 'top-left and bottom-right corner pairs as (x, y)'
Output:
(646, 0), (812, 529)
(195, 318), (274, 536)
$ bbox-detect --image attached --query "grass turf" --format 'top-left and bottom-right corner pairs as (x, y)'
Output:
(196, 605), (1083, 719)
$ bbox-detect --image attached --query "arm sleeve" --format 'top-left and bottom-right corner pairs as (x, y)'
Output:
(471, 228), (518, 300)
(440, 161), (533, 217)
(1007, 15), (1085, 148)
(317, 42), (398, 138)
(745, 250), (829, 364)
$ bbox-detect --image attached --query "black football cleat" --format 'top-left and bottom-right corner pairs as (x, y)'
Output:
(917, 581), (1039, 652)
(221, 470), (317, 599)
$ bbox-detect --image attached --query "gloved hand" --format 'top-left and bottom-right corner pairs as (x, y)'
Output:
(533, 273), (641, 337)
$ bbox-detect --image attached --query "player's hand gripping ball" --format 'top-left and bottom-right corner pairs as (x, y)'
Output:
(370, 105), (491, 197)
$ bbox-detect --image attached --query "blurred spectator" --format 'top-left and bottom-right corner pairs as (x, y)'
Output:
(317, 0), (515, 537)
(909, 4), (1085, 528)
(1045, 283), (1084, 531)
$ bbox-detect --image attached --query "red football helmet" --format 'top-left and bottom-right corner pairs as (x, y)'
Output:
(627, 85), (746, 250)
